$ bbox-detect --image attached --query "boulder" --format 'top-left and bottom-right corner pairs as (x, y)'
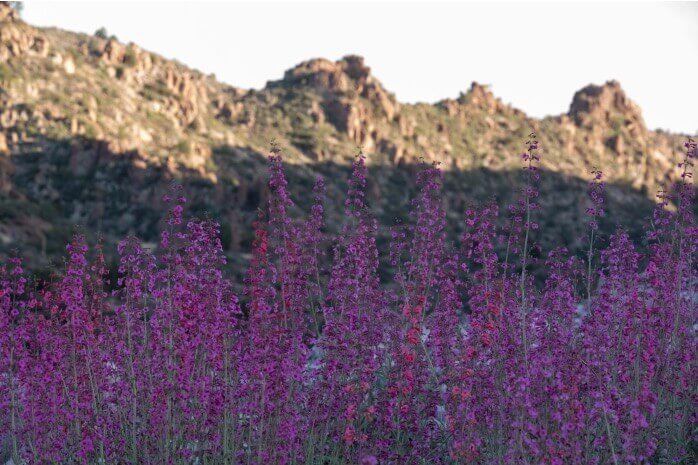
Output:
(0, 2), (18, 22)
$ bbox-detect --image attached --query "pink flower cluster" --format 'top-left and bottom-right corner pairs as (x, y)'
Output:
(1, 137), (696, 465)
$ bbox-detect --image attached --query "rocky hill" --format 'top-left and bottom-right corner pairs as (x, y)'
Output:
(0, 2), (692, 277)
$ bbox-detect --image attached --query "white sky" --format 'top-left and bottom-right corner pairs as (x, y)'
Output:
(22, 1), (698, 134)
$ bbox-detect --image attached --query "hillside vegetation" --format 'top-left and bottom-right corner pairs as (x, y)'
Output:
(0, 2), (690, 274)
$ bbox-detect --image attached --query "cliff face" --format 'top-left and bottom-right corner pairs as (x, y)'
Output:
(0, 2), (691, 272)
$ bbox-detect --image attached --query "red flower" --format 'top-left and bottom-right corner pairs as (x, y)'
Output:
(342, 425), (356, 445)
(401, 347), (416, 363)
(406, 327), (420, 345)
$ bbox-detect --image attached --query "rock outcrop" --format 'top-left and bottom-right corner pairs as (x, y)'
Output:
(272, 55), (400, 150)
(569, 80), (645, 130)
(0, 2), (49, 62)
(0, 1), (17, 22)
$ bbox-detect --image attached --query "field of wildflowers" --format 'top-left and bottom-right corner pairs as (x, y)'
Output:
(1, 135), (696, 465)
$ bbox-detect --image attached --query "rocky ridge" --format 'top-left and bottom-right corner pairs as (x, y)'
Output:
(0, 2), (691, 274)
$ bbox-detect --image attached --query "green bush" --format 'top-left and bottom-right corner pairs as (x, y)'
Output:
(123, 49), (137, 67)
(94, 27), (109, 39)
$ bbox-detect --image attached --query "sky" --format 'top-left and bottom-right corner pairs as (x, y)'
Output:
(22, 1), (698, 134)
